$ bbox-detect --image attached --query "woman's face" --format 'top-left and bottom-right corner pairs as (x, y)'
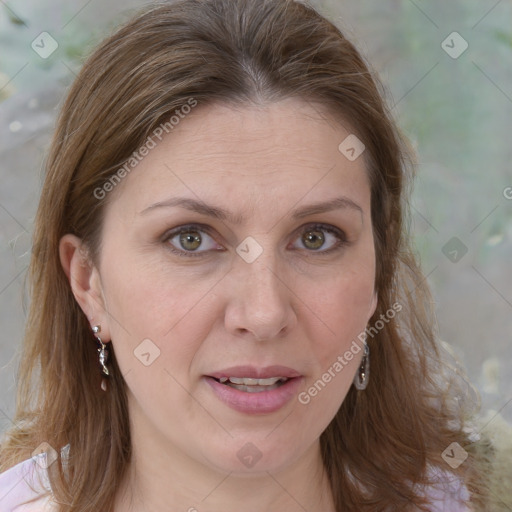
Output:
(74, 98), (377, 475)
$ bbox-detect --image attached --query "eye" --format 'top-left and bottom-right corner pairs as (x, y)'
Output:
(164, 225), (223, 257)
(291, 224), (348, 253)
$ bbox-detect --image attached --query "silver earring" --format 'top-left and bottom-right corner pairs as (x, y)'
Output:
(92, 325), (109, 391)
(353, 340), (370, 391)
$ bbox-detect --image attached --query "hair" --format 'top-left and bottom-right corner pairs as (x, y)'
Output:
(0, 0), (491, 510)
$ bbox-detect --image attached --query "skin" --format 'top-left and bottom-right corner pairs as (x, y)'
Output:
(60, 97), (378, 512)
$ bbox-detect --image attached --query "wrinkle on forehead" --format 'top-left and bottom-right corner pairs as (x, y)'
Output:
(103, 98), (370, 228)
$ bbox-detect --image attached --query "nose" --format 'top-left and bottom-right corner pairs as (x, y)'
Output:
(223, 255), (298, 341)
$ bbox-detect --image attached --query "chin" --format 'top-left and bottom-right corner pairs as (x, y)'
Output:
(200, 436), (305, 476)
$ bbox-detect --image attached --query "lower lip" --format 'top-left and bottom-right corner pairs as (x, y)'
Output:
(204, 376), (303, 414)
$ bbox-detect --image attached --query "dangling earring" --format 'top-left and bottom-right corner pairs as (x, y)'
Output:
(353, 340), (370, 391)
(92, 325), (109, 391)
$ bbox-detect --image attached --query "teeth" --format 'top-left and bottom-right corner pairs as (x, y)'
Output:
(218, 376), (289, 385)
(227, 383), (282, 393)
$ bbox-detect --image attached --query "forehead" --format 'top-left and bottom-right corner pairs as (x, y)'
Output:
(104, 98), (371, 219)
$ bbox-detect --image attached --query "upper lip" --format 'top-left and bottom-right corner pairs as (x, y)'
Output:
(207, 365), (302, 380)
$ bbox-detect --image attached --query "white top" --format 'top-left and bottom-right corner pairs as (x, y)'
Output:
(0, 453), (57, 511)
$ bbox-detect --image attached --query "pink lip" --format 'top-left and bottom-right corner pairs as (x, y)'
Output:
(204, 366), (304, 414)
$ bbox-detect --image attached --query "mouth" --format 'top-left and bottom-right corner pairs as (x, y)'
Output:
(212, 376), (290, 393)
(204, 365), (303, 414)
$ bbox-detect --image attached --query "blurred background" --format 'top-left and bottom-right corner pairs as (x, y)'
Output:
(0, 0), (511, 437)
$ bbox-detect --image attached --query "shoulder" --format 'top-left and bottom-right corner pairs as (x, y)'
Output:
(0, 454), (57, 512)
(419, 465), (472, 511)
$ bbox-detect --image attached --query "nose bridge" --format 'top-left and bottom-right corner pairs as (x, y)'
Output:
(234, 233), (279, 286)
(226, 240), (295, 339)
(242, 256), (283, 303)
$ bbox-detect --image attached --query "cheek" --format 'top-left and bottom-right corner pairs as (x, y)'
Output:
(102, 240), (216, 329)
(300, 264), (375, 368)
(293, 271), (374, 427)
(101, 249), (224, 379)
(103, 267), (222, 427)
(290, 272), (375, 444)
(311, 282), (373, 372)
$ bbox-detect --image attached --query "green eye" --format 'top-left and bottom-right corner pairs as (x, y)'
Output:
(165, 225), (222, 256)
(302, 229), (325, 250)
(292, 224), (348, 253)
(179, 231), (202, 250)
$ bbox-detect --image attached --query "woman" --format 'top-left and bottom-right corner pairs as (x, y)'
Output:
(0, 0), (492, 510)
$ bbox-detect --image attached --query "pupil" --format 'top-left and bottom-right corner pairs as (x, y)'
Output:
(180, 231), (201, 250)
(304, 230), (324, 249)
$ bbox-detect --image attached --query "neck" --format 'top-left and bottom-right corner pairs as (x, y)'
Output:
(114, 410), (336, 512)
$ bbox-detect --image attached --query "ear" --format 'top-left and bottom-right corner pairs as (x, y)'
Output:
(59, 234), (111, 342)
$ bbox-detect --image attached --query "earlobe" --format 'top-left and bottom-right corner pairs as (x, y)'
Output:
(59, 234), (110, 339)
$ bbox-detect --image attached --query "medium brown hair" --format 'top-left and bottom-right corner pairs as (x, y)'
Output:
(1, 0), (490, 510)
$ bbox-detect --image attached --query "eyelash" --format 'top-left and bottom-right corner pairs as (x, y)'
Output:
(162, 223), (349, 258)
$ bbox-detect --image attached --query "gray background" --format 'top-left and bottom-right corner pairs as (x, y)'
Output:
(1, 0), (511, 438)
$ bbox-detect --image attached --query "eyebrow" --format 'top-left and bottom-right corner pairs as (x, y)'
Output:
(139, 196), (363, 224)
